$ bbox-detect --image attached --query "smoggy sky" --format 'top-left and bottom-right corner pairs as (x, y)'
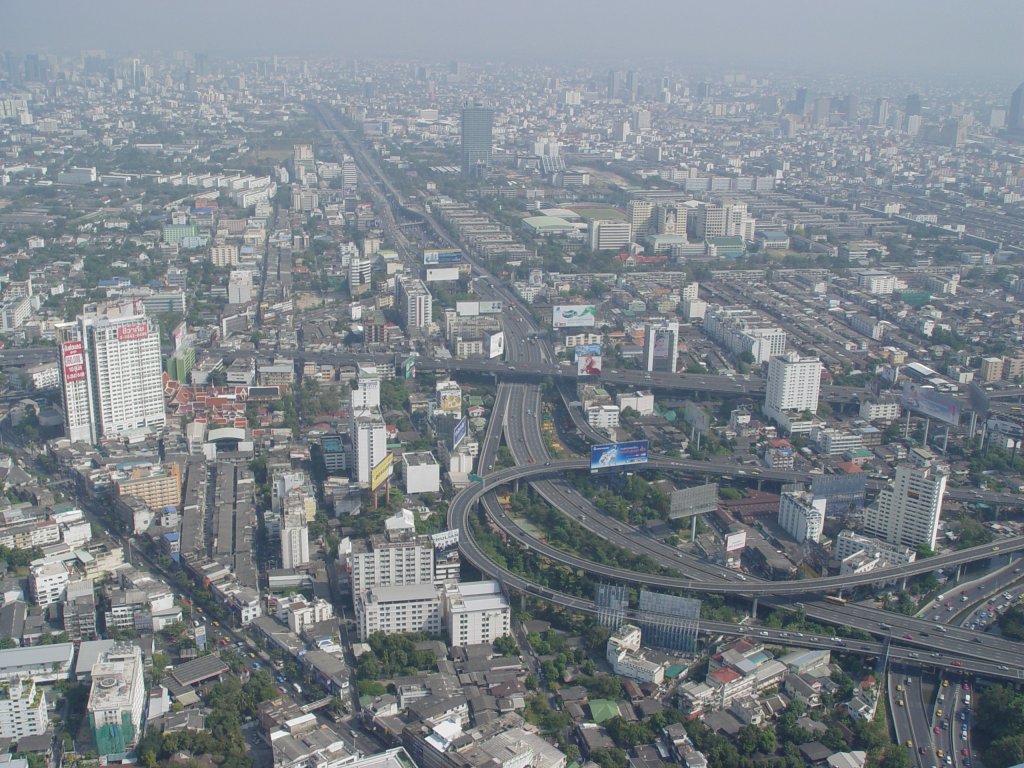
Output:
(3, 0), (1022, 81)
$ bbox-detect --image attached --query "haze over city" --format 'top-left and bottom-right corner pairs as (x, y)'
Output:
(3, 0), (1024, 79)
(3, 6), (1024, 768)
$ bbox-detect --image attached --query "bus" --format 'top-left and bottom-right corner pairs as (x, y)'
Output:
(823, 595), (848, 606)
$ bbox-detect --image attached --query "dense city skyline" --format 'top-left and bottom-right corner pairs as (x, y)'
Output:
(3, 0), (1024, 79)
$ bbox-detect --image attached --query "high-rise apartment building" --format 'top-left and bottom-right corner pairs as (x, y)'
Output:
(58, 307), (165, 444)
(341, 155), (357, 190)
(349, 256), (372, 297)
(778, 489), (826, 544)
(861, 463), (947, 551)
(351, 409), (387, 486)
(87, 643), (146, 758)
(349, 531), (435, 595)
(764, 352), (822, 422)
(281, 511), (310, 570)
(461, 102), (494, 177)
(398, 277), (433, 330)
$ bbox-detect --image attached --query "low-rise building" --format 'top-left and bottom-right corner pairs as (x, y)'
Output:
(443, 581), (510, 647)
(355, 583), (441, 641)
(0, 678), (48, 739)
(403, 452), (441, 495)
(606, 624), (665, 685)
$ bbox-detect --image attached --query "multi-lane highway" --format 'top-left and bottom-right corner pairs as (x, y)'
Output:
(454, 459), (1024, 595)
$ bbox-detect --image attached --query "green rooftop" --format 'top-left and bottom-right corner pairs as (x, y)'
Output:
(589, 698), (620, 723)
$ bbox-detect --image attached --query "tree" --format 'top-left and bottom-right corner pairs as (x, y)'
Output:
(493, 635), (520, 657)
(878, 745), (911, 768)
(589, 748), (627, 768)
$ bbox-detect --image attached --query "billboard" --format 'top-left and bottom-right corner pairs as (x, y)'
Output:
(431, 529), (460, 549)
(987, 416), (1024, 439)
(370, 452), (394, 492)
(574, 344), (601, 360)
(117, 321), (150, 342)
(670, 483), (719, 519)
(968, 381), (991, 417)
(479, 300), (503, 314)
(528, 268), (544, 287)
(901, 382), (961, 426)
(590, 440), (649, 470)
(423, 248), (462, 265)
(456, 301), (480, 317)
(553, 304), (597, 328)
(651, 328), (673, 360)
(61, 341), (86, 383)
(577, 354), (602, 377)
(725, 530), (747, 552)
(453, 416), (468, 449)
(172, 321), (187, 350)
(486, 331), (505, 359)
(425, 266), (460, 282)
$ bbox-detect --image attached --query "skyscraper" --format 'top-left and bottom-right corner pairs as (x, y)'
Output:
(904, 93), (922, 117)
(1009, 82), (1024, 132)
(872, 98), (890, 127)
(861, 462), (947, 551)
(460, 102), (494, 177)
(58, 306), (165, 444)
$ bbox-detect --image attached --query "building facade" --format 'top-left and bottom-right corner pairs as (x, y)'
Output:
(861, 463), (947, 551)
(58, 308), (165, 444)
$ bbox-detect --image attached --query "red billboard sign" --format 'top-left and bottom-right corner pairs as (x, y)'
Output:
(62, 341), (86, 383)
(117, 321), (150, 342)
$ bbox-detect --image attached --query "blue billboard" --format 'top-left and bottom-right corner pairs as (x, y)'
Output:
(453, 416), (468, 449)
(590, 440), (649, 470)
(574, 344), (602, 360)
(424, 248), (463, 265)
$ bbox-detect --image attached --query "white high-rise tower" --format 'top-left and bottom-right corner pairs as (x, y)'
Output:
(58, 305), (165, 444)
(861, 463), (947, 551)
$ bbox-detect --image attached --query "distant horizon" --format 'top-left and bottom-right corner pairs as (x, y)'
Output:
(3, 0), (1023, 82)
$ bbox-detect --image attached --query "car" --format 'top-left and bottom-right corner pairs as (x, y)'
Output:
(252, 661), (262, 669)
(952, 660), (963, 667)
(936, 749), (945, 759)
(920, 747), (929, 755)
(897, 683), (904, 692)
(937, 709), (944, 718)
(999, 664), (1010, 670)
(905, 740), (913, 748)
(904, 633), (914, 640)
(962, 682), (969, 691)
(759, 631), (769, 637)
(962, 749), (970, 759)
(934, 726), (941, 734)
(898, 699), (905, 707)
(943, 679), (949, 687)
